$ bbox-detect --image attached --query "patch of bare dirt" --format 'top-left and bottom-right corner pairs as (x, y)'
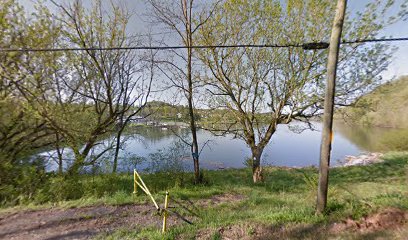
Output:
(195, 223), (270, 240)
(0, 204), (181, 240)
(330, 208), (408, 233)
(0, 193), (245, 240)
(194, 223), (330, 240)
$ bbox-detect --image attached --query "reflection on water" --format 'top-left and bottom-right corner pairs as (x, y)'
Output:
(44, 121), (407, 172)
(118, 121), (404, 171)
(335, 123), (408, 152)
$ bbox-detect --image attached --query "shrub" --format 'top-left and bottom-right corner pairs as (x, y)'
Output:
(48, 176), (84, 202)
(0, 156), (49, 206)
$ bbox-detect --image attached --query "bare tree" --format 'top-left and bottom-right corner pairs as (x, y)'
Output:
(112, 43), (156, 173)
(146, 0), (218, 183)
(35, 0), (153, 174)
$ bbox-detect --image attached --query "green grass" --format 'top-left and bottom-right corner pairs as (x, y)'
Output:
(1, 152), (407, 239)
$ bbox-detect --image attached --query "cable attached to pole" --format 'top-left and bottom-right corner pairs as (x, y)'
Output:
(0, 37), (407, 53)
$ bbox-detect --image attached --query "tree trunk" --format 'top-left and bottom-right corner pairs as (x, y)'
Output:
(55, 132), (63, 175)
(57, 150), (63, 175)
(112, 130), (121, 173)
(251, 147), (264, 183)
(68, 140), (94, 175)
(188, 58), (200, 183)
(112, 120), (124, 173)
(68, 152), (84, 175)
(184, 0), (200, 184)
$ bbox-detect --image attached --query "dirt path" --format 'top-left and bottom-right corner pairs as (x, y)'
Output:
(0, 193), (244, 240)
(0, 204), (179, 240)
(1, 199), (406, 239)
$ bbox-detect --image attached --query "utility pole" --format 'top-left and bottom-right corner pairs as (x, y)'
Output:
(316, 0), (347, 214)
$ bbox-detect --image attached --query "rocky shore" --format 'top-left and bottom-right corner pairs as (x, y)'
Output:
(339, 152), (384, 167)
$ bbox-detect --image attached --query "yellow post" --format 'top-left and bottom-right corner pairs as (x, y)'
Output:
(133, 170), (137, 194)
(162, 191), (169, 233)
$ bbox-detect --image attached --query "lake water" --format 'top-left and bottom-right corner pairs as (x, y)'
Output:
(43, 121), (400, 172)
(111, 121), (396, 172)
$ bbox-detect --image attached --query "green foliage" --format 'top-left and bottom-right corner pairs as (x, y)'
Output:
(145, 139), (204, 188)
(48, 176), (84, 202)
(1, 0), (151, 179)
(138, 101), (206, 123)
(338, 76), (408, 129)
(0, 156), (49, 206)
(0, 0), (58, 164)
(1, 0), (408, 237)
(211, 231), (222, 240)
(194, 0), (402, 184)
(379, 129), (408, 151)
(300, 171), (340, 202)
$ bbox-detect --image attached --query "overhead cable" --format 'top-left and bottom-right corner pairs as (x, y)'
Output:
(0, 37), (407, 52)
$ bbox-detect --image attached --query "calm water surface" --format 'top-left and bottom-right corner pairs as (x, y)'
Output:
(44, 121), (399, 172)
(114, 121), (393, 171)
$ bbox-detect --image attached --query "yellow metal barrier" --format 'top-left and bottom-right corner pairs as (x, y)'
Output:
(162, 191), (169, 233)
(133, 169), (159, 210)
(133, 170), (137, 194)
(133, 169), (170, 233)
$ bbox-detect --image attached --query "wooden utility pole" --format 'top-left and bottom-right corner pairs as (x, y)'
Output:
(316, 0), (347, 214)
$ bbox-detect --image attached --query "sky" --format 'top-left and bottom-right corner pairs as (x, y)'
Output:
(346, 0), (408, 79)
(17, 0), (408, 81)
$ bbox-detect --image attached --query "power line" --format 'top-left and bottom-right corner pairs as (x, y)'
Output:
(341, 37), (408, 44)
(0, 37), (407, 53)
(138, 31), (175, 37)
(0, 43), (302, 52)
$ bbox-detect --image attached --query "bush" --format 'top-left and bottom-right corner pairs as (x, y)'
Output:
(48, 176), (84, 202)
(83, 174), (130, 198)
(0, 156), (49, 206)
(147, 140), (189, 188)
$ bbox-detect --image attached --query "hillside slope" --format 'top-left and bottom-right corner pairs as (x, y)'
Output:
(339, 76), (408, 129)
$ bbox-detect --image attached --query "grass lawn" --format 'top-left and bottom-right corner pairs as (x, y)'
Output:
(1, 152), (407, 239)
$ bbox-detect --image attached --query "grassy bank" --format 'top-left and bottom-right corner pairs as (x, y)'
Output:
(337, 76), (408, 128)
(1, 152), (407, 239)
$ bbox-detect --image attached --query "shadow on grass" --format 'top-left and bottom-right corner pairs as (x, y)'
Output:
(44, 230), (97, 240)
(250, 223), (328, 240)
(351, 231), (391, 240)
(201, 222), (331, 240)
(330, 156), (407, 184)
(204, 220), (404, 240)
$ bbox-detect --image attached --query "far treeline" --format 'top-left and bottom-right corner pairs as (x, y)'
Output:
(0, 0), (407, 205)
(135, 100), (271, 126)
(338, 75), (408, 129)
